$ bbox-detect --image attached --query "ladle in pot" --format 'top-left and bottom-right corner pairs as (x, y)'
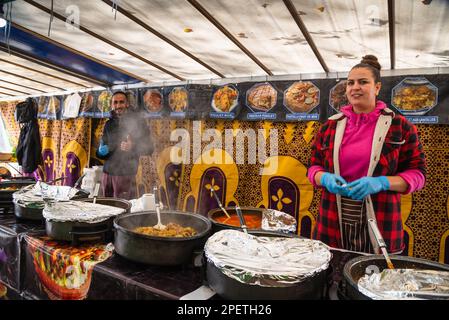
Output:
(152, 186), (166, 230)
(368, 218), (394, 269)
(74, 173), (86, 189)
(210, 187), (231, 219)
(235, 205), (248, 234)
(92, 183), (100, 204)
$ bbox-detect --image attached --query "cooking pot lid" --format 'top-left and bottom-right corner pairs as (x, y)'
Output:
(13, 182), (81, 208)
(43, 201), (125, 223)
(204, 229), (332, 287)
(358, 269), (449, 300)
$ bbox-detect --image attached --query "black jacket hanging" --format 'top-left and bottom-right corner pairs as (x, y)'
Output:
(15, 99), (42, 173)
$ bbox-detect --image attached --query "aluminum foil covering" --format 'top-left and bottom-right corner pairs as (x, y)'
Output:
(43, 201), (125, 223)
(204, 229), (332, 287)
(261, 209), (297, 233)
(13, 182), (79, 209)
(358, 269), (449, 300)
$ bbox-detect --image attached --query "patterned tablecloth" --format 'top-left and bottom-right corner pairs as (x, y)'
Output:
(0, 214), (205, 300)
(0, 214), (44, 298)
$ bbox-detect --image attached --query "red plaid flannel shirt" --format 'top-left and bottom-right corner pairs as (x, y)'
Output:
(309, 109), (426, 252)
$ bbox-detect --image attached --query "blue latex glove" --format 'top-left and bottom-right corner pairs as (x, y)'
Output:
(346, 176), (390, 200)
(98, 140), (109, 156)
(320, 172), (349, 195)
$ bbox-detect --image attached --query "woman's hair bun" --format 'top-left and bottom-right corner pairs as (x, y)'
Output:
(361, 55), (381, 71)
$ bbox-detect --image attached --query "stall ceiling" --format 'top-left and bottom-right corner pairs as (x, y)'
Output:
(0, 0), (448, 100)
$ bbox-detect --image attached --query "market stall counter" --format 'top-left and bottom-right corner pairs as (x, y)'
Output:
(0, 214), (44, 300)
(20, 233), (206, 300)
(0, 213), (371, 301)
(89, 253), (205, 300)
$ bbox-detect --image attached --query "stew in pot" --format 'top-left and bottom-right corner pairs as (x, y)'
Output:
(214, 213), (261, 229)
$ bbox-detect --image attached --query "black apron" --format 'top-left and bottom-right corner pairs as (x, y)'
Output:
(341, 197), (373, 253)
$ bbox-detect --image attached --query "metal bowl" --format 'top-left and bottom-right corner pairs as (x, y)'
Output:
(208, 207), (263, 233)
(341, 254), (449, 300)
(14, 189), (91, 221)
(114, 211), (212, 266)
(205, 231), (327, 300)
(45, 197), (131, 243)
(14, 203), (44, 220)
(45, 218), (114, 244)
(208, 207), (294, 236)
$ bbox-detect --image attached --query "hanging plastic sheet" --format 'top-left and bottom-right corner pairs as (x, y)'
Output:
(61, 93), (82, 119)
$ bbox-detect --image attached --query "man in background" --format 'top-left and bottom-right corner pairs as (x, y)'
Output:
(96, 91), (153, 199)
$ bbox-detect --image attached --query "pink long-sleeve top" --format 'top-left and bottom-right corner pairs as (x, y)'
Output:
(308, 101), (425, 193)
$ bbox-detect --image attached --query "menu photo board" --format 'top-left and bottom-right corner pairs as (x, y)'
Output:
(140, 87), (166, 119)
(36, 96), (48, 119)
(326, 74), (449, 124)
(329, 80), (349, 114)
(166, 86), (189, 119)
(209, 84), (240, 120)
(125, 89), (139, 113)
(78, 92), (97, 118)
(390, 76), (439, 124)
(93, 90), (112, 118)
(242, 82), (279, 121)
(283, 81), (320, 121)
(37, 96), (62, 120)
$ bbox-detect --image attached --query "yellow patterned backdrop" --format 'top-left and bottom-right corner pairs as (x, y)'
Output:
(0, 101), (20, 147)
(1, 100), (449, 264)
(0, 101), (91, 185)
(167, 120), (449, 264)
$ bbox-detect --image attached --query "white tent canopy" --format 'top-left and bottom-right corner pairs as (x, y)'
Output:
(1, 0), (449, 100)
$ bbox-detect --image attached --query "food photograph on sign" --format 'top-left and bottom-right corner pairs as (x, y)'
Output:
(391, 77), (438, 115)
(80, 93), (95, 113)
(143, 89), (163, 113)
(37, 96), (47, 114)
(168, 87), (189, 112)
(283, 81), (320, 113)
(211, 85), (239, 113)
(47, 96), (61, 116)
(97, 91), (112, 113)
(246, 83), (277, 113)
(329, 80), (349, 112)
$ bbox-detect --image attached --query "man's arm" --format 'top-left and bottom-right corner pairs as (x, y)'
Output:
(96, 121), (110, 159)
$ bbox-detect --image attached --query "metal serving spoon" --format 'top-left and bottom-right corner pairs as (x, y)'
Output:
(153, 186), (166, 230)
(368, 218), (395, 269)
(235, 205), (248, 234)
(210, 187), (231, 219)
(92, 183), (100, 204)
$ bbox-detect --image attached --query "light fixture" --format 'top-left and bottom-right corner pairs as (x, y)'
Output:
(0, 5), (7, 28)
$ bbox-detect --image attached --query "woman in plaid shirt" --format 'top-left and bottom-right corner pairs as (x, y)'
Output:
(308, 55), (426, 254)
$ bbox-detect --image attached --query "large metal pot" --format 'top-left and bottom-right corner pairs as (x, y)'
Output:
(208, 207), (263, 233)
(205, 231), (328, 300)
(14, 204), (44, 221)
(46, 218), (114, 244)
(14, 188), (90, 221)
(341, 254), (449, 300)
(208, 206), (296, 238)
(45, 197), (131, 244)
(114, 211), (212, 266)
(0, 178), (35, 211)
